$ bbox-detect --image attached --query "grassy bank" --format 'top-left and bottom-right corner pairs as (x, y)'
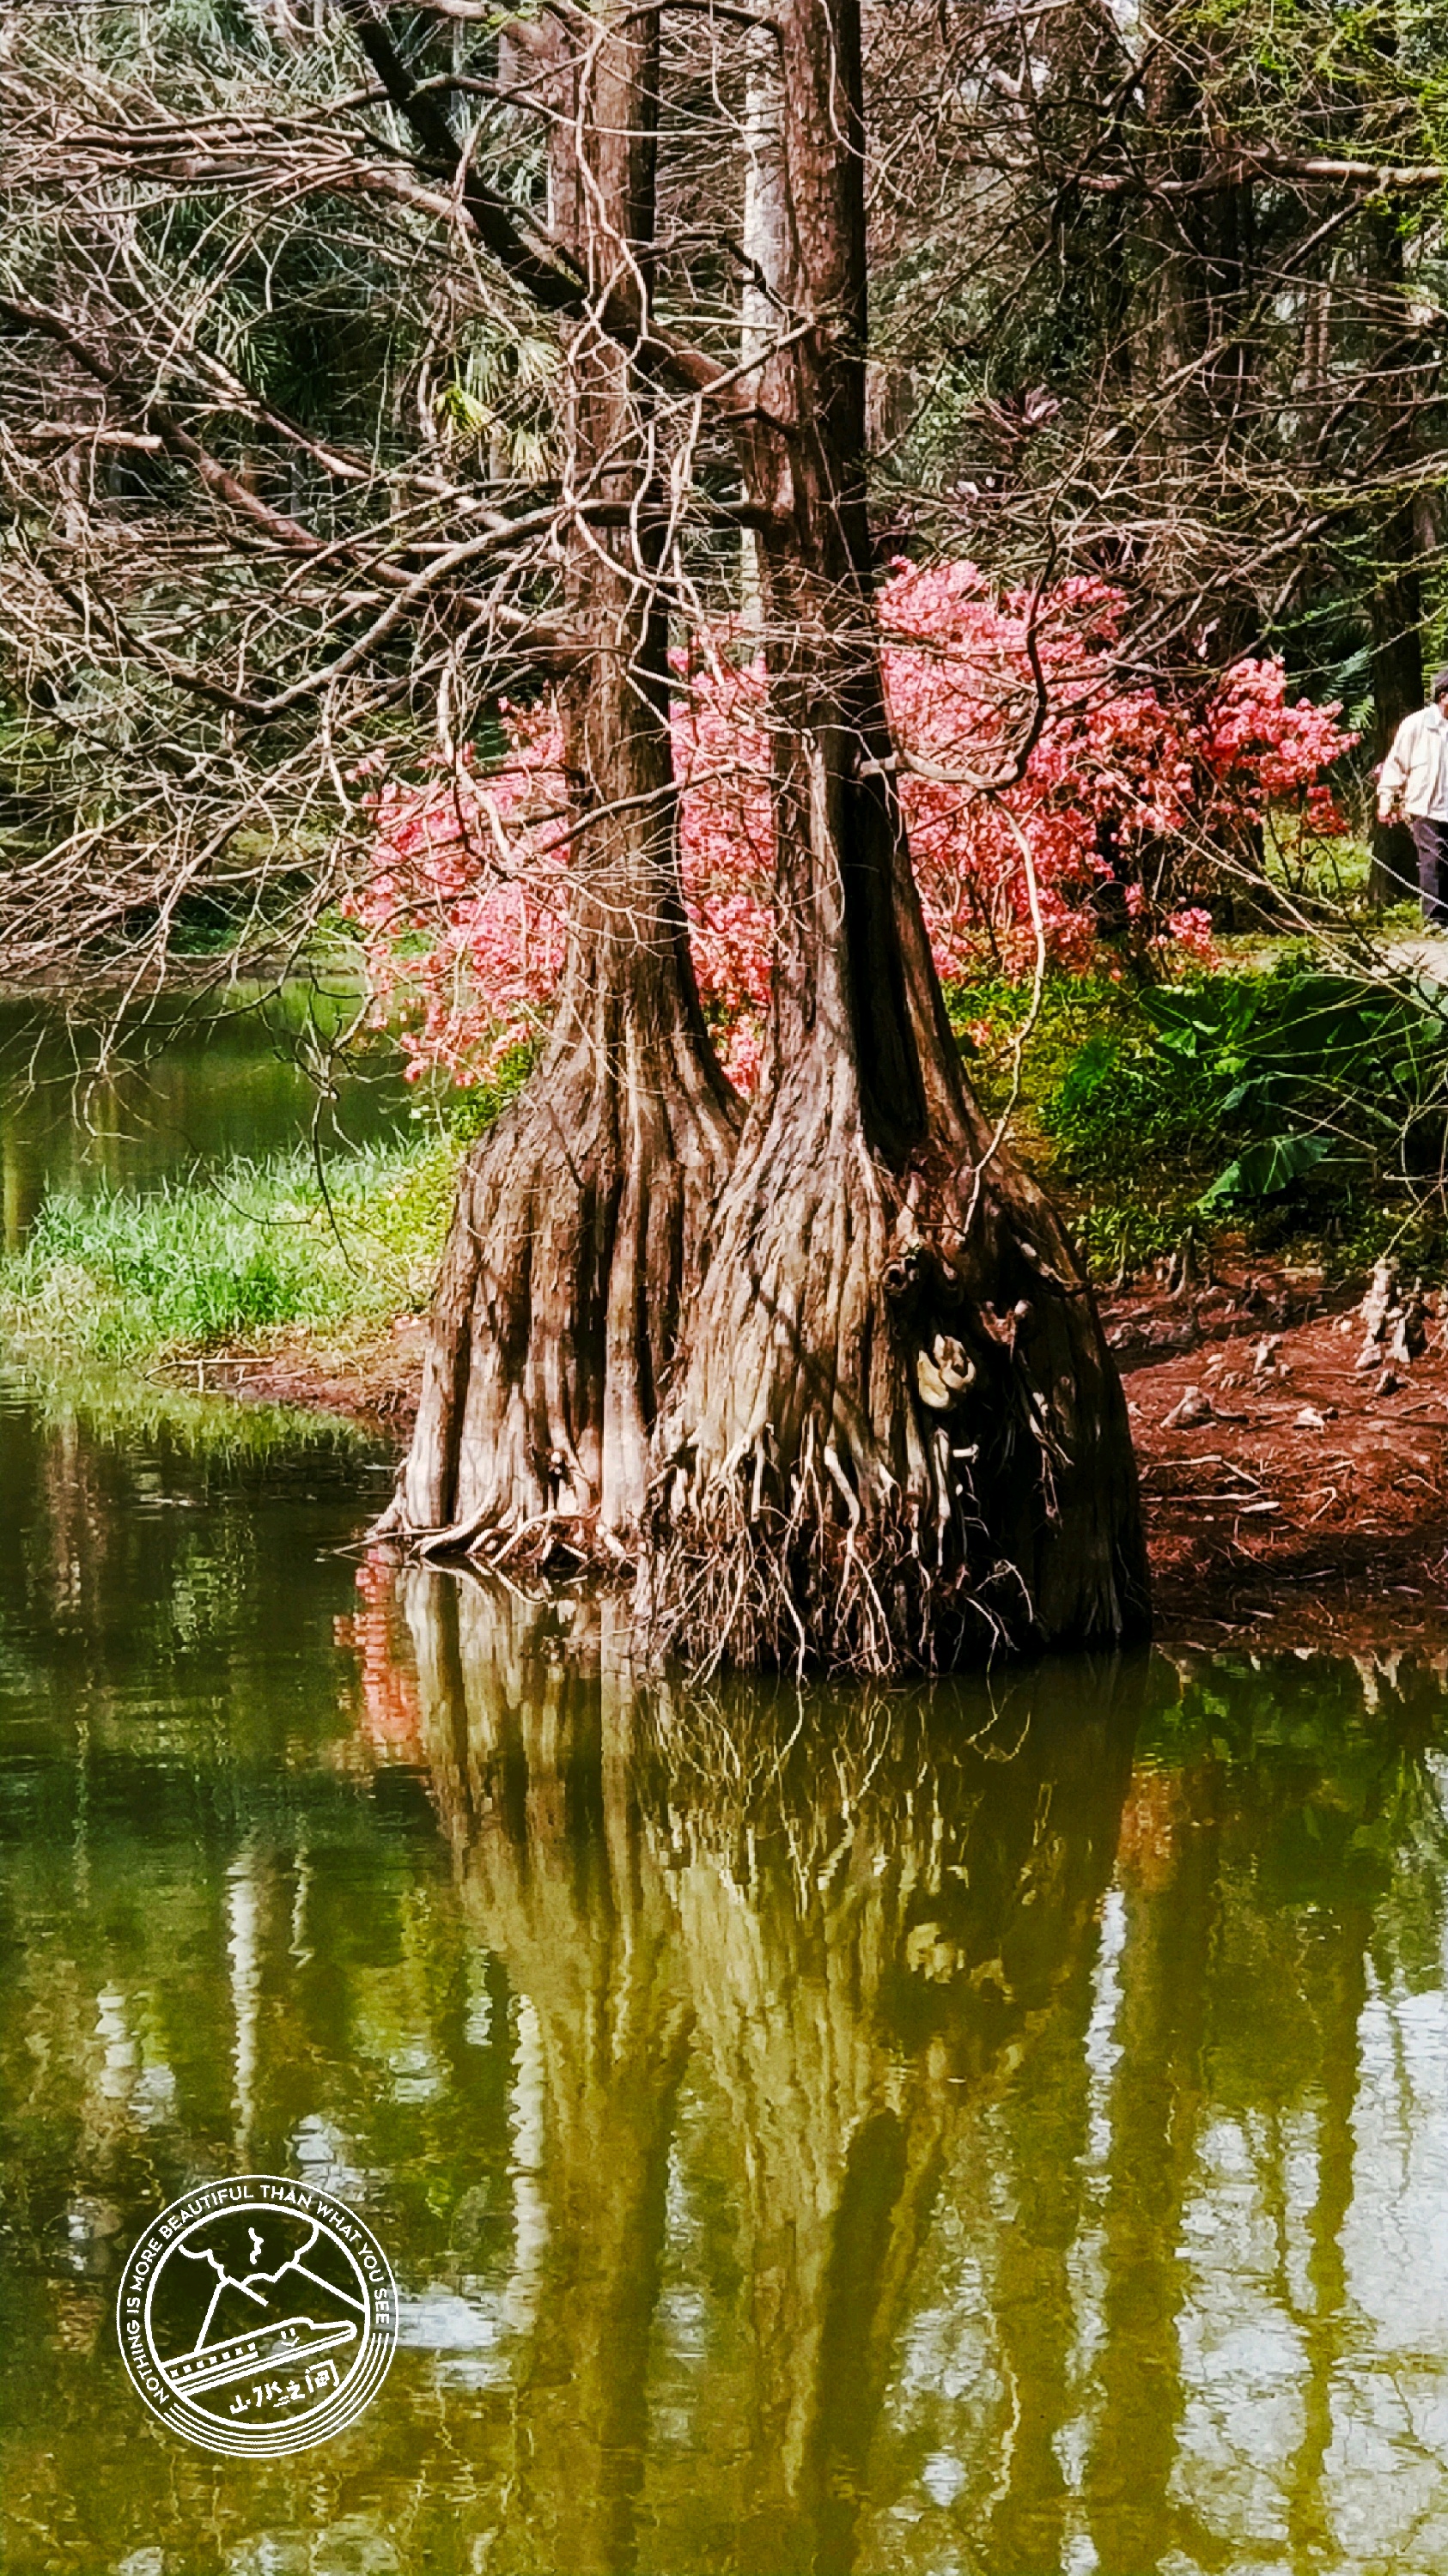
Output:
(0, 1134), (454, 1365)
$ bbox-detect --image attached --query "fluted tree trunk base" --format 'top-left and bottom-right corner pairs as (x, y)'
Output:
(639, 1101), (1148, 1675)
(383, 1005), (734, 1554)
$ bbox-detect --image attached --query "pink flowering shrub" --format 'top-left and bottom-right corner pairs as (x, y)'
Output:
(1195, 654), (1352, 832)
(670, 638), (774, 1090)
(879, 561), (1353, 979)
(344, 702), (569, 1086)
(346, 563), (1355, 1091)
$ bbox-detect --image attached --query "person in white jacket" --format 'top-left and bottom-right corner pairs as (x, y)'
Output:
(1378, 668), (1448, 924)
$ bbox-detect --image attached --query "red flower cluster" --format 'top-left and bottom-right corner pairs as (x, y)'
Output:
(880, 561), (1352, 986)
(344, 700), (570, 1084)
(345, 563), (1355, 1089)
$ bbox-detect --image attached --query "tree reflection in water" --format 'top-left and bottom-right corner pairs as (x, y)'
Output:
(356, 1581), (1448, 2575)
(9, 1440), (1448, 2573)
(403, 1571), (1141, 2573)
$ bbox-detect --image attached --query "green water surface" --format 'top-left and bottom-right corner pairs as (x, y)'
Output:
(2, 1385), (1448, 2572)
(0, 988), (411, 1248)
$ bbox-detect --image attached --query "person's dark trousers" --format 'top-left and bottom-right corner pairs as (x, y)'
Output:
(1410, 815), (1448, 926)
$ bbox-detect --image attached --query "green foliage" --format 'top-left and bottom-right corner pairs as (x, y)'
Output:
(432, 1037), (542, 1144)
(435, 332), (558, 482)
(1037, 1019), (1183, 1169)
(1196, 1132), (1329, 1210)
(1040, 963), (1448, 1201)
(1135, 969), (1448, 1206)
(952, 957), (1448, 1272)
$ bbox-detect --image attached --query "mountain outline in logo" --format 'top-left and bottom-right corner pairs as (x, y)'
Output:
(116, 2177), (397, 2458)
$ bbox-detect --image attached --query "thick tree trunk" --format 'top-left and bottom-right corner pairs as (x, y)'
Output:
(640, 0), (1147, 1671)
(390, 9), (736, 1548)
(1364, 209), (1427, 910)
(397, 0), (1145, 1664)
(1367, 512), (1423, 909)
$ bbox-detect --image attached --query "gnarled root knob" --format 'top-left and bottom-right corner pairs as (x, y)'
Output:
(916, 1332), (977, 1411)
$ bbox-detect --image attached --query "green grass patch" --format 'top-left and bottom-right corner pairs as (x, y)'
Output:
(0, 1038), (538, 1373)
(0, 1133), (457, 1364)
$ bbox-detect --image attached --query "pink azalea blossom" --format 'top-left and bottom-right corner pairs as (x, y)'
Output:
(347, 563), (1355, 1090)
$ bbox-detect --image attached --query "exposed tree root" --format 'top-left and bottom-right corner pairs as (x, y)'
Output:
(642, 1444), (1036, 1678)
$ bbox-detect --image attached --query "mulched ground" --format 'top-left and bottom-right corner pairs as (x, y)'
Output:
(1103, 1263), (1448, 1650)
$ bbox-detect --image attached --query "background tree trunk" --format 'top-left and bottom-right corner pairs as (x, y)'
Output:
(1368, 513), (1424, 909)
(393, 9), (736, 1547)
(642, 0), (1147, 1671)
(739, 23), (785, 628)
(1365, 206), (1427, 909)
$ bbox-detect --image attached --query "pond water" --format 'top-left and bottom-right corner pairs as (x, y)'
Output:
(0, 987), (411, 1245)
(3, 1381), (1448, 2571)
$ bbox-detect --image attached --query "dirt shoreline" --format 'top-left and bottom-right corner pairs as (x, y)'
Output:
(1103, 1261), (1448, 1651)
(207, 1267), (1448, 1653)
(162, 1316), (429, 1438)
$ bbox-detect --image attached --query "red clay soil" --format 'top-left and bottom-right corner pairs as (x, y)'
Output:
(210, 1268), (1448, 1652)
(1104, 1265), (1448, 1650)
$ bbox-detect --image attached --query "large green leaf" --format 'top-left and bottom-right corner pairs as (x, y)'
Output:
(1196, 1132), (1330, 1209)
